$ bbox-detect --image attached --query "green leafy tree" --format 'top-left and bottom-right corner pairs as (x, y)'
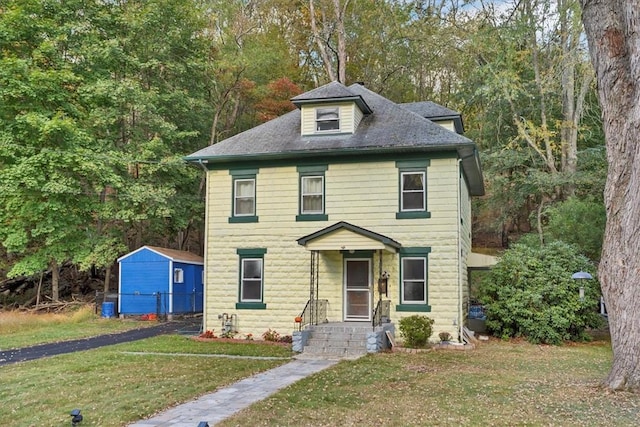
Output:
(0, 0), (212, 295)
(0, 0), (105, 299)
(543, 197), (605, 261)
(478, 240), (603, 344)
(463, 0), (604, 244)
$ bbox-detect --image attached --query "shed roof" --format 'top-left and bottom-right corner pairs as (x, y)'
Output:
(118, 246), (204, 265)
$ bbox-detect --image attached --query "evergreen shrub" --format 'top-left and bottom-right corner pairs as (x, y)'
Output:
(478, 239), (604, 344)
(398, 315), (434, 348)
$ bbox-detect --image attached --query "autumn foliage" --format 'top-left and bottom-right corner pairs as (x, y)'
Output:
(255, 78), (303, 123)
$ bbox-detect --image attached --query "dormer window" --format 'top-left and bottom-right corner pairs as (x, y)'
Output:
(316, 107), (340, 132)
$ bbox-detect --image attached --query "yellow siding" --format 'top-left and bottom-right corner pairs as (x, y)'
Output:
(353, 104), (364, 130)
(434, 119), (455, 132)
(203, 158), (465, 341)
(460, 170), (473, 323)
(304, 228), (387, 251)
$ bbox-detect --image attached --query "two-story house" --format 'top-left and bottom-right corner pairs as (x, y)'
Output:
(185, 81), (484, 349)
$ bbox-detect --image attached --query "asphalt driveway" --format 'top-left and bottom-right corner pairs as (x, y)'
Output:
(0, 321), (192, 366)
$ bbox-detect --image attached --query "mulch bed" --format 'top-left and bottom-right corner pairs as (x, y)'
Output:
(191, 336), (292, 347)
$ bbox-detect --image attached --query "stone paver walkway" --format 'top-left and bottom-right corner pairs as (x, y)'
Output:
(128, 358), (339, 427)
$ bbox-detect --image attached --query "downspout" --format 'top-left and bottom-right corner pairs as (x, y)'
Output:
(457, 158), (463, 343)
(198, 159), (209, 333)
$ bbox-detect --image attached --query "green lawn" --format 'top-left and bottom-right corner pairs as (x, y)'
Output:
(219, 339), (640, 427)
(2, 312), (637, 427)
(0, 335), (292, 427)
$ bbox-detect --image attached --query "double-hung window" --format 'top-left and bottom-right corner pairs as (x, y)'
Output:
(296, 165), (328, 221)
(236, 248), (267, 309)
(396, 160), (431, 219)
(229, 169), (258, 223)
(316, 107), (340, 132)
(396, 247), (431, 312)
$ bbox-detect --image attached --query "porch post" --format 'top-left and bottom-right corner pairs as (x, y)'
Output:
(309, 250), (315, 325)
(378, 249), (383, 307)
(315, 250), (319, 325)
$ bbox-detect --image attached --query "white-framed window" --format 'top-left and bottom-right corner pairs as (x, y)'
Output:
(234, 178), (255, 216)
(301, 175), (324, 214)
(236, 248), (267, 309)
(400, 171), (426, 211)
(174, 268), (184, 284)
(240, 258), (263, 302)
(315, 107), (340, 132)
(401, 257), (427, 304)
(396, 160), (430, 220)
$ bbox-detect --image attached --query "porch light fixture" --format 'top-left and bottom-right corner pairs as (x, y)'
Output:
(571, 271), (593, 301)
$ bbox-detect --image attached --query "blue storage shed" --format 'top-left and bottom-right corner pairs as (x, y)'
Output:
(118, 246), (204, 316)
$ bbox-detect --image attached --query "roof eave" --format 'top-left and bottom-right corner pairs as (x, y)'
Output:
(185, 145), (484, 196)
(291, 96), (373, 115)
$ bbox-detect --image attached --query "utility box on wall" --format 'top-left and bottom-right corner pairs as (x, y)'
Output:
(118, 246), (204, 316)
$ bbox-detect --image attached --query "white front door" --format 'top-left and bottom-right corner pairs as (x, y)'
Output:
(344, 259), (372, 321)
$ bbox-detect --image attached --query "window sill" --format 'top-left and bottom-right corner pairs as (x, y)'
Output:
(229, 216), (259, 223)
(396, 211), (431, 219)
(296, 214), (328, 222)
(235, 302), (267, 310)
(396, 304), (431, 312)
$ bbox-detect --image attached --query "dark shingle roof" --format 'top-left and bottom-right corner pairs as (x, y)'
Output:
(291, 81), (373, 114)
(400, 101), (459, 119)
(291, 81), (358, 101)
(185, 82), (484, 195)
(400, 101), (464, 134)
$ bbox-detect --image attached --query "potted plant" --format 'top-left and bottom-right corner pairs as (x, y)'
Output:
(438, 331), (452, 343)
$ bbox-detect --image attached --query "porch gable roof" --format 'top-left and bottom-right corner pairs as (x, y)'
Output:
(297, 221), (401, 253)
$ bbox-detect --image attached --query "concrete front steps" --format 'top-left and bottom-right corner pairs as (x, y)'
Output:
(298, 322), (371, 359)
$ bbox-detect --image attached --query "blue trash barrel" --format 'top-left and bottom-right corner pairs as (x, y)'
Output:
(101, 302), (115, 318)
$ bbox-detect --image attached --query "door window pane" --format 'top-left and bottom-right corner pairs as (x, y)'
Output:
(347, 260), (369, 288)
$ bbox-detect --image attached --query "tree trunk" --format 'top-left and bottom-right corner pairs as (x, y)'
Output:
(333, 0), (349, 84)
(580, 0), (640, 390)
(559, 0), (577, 174)
(104, 264), (111, 294)
(51, 259), (59, 302)
(309, 0), (336, 81)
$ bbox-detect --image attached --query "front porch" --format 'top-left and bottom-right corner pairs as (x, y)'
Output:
(293, 321), (395, 358)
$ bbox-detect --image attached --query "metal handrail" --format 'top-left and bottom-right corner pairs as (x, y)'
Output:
(296, 299), (328, 331)
(372, 299), (382, 330)
(372, 299), (391, 330)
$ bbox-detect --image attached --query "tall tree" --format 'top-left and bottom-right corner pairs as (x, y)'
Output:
(0, 0), (213, 295)
(580, 0), (640, 390)
(308, 0), (349, 83)
(0, 0), (104, 299)
(465, 0), (601, 242)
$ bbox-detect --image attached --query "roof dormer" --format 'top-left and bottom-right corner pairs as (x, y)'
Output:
(291, 81), (373, 136)
(400, 101), (465, 135)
